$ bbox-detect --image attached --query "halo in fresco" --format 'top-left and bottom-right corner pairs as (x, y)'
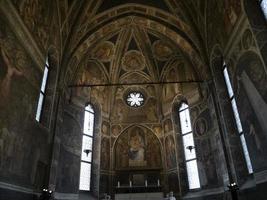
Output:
(92, 41), (115, 62)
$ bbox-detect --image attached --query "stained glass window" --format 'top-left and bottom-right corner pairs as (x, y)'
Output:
(79, 104), (95, 191)
(223, 64), (253, 174)
(126, 92), (145, 107)
(179, 102), (200, 189)
(36, 57), (49, 122)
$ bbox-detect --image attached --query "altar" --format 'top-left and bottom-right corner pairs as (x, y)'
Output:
(114, 183), (163, 200)
(115, 192), (163, 200)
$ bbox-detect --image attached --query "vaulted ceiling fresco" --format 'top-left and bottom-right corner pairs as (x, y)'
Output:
(7, 0), (244, 115)
(2, 0), (261, 198)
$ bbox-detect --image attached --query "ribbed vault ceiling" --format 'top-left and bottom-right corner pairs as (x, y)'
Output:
(9, 0), (243, 111)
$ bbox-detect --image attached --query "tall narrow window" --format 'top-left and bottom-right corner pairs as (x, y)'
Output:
(79, 104), (95, 191)
(223, 64), (253, 174)
(36, 57), (49, 122)
(259, 0), (267, 19)
(179, 102), (200, 189)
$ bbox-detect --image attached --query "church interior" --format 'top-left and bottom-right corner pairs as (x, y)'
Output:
(0, 0), (267, 200)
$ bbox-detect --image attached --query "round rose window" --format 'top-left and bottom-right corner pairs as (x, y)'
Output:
(126, 92), (145, 107)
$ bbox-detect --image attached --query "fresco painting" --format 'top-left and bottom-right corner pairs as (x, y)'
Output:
(102, 121), (110, 136)
(0, 48), (23, 107)
(101, 138), (110, 170)
(165, 135), (176, 169)
(111, 90), (159, 123)
(197, 139), (218, 188)
(194, 109), (212, 138)
(235, 53), (267, 171)
(115, 126), (161, 169)
(163, 67), (181, 102)
(0, 21), (45, 188)
(75, 61), (109, 113)
(111, 125), (122, 137)
(146, 132), (162, 168)
(122, 50), (145, 71)
(164, 119), (173, 133)
(224, 0), (241, 34)
(152, 40), (173, 61)
(128, 127), (146, 167)
(93, 41), (115, 62)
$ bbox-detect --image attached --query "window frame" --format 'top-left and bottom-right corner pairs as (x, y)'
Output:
(35, 57), (50, 122)
(79, 103), (95, 191)
(178, 102), (201, 190)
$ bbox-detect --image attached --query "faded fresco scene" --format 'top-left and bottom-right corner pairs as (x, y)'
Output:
(165, 135), (177, 169)
(235, 53), (267, 172)
(0, 17), (49, 190)
(115, 126), (161, 169)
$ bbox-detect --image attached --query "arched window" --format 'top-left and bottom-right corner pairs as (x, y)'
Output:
(223, 63), (253, 174)
(79, 104), (95, 191)
(179, 102), (200, 189)
(259, 0), (267, 19)
(36, 56), (49, 122)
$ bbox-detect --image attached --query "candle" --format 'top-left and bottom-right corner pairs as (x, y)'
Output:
(145, 180), (148, 187)
(157, 179), (160, 186)
(117, 181), (120, 187)
(130, 181), (132, 187)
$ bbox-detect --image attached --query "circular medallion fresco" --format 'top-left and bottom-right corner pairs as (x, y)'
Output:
(122, 50), (145, 71)
(194, 117), (207, 137)
(152, 40), (173, 61)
